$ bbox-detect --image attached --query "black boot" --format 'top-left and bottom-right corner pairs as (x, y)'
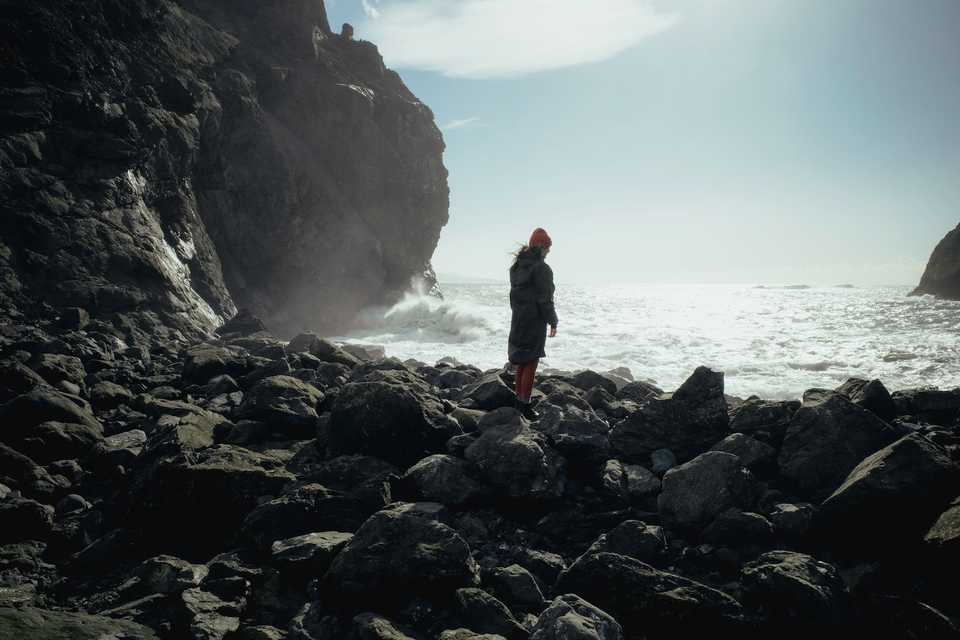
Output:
(516, 399), (539, 421)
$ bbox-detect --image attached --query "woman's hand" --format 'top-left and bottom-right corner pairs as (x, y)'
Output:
(548, 325), (557, 338)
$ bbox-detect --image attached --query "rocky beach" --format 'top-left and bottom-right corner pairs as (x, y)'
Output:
(2, 0), (960, 638)
(1, 308), (959, 639)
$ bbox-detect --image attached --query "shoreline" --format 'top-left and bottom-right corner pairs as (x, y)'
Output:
(0, 313), (958, 638)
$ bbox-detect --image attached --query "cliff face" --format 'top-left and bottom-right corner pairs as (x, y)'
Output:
(0, 0), (448, 340)
(912, 223), (960, 299)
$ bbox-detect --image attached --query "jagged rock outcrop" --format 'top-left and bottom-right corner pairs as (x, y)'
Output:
(912, 223), (960, 299)
(0, 0), (448, 340)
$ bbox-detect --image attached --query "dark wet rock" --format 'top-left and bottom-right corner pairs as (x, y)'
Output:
(322, 503), (480, 609)
(89, 381), (134, 410)
(11, 420), (103, 464)
(98, 429), (147, 467)
(55, 493), (92, 515)
(1, 386), (101, 433)
(401, 454), (489, 505)
(240, 483), (367, 550)
(217, 310), (267, 338)
(328, 381), (461, 468)
(511, 548), (567, 592)
(768, 502), (817, 540)
(29, 353), (86, 393)
(455, 588), (528, 640)
(0, 498), (54, 544)
(658, 451), (756, 530)
(349, 612), (421, 639)
(126, 554), (209, 595)
(818, 433), (959, 549)
(702, 509), (774, 546)
(0, 361), (46, 403)
(435, 368), (479, 390)
(710, 432), (777, 474)
(131, 444), (294, 557)
(556, 552), (744, 637)
(239, 358), (293, 388)
(201, 375), (241, 398)
(180, 581), (247, 640)
(741, 551), (849, 627)
(286, 335), (360, 368)
(912, 222), (960, 300)
(182, 345), (252, 385)
(535, 403), (611, 464)
(835, 378), (898, 422)
(57, 307), (90, 331)
(529, 594), (623, 640)
(439, 630), (506, 640)
(569, 370), (618, 396)
(0, 443), (67, 500)
(485, 565), (545, 613)
(584, 520), (668, 567)
(271, 531), (352, 576)
(614, 380), (663, 404)
(236, 375), (324, 435)
(291, 454), (396, 514)
(778, 391), (900, 498)
(341, 344), (386, 362)
(465, 414), (565, 501)
(229, 335), (287, 361)
(649, 448), (676, 475)
(924, 497), (960, 562)
(728, 398), (799, 443)
(600, 460), (660, 503)
(856, 594), (960, 640)
(136, 396), (231, 434)
(463, 373), (517, 411)
(0, 606), (160, 639)
(891, 388), (960, 425)
(610, 367), (729, 464)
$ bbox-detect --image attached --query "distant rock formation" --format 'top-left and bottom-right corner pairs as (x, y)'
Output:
(912, 223), (960, 299)
(0, 0), (448, 340)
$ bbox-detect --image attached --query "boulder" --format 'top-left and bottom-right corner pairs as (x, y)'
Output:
(465, 415), (566, 501)
(271, 531), (352, 576)
(728, 398), (799, 443)
(435, 368), (478, 390)
(835, 378), (897, 422)
(0, 498), (54, 544)
(292, 454), (396, 512)
(569, 370), (617, 395)
(911, 222), (960, 300)
(0, 606), (160, 639)
(350, 613), (420, 639)
(600, 460), (660, 503)
(455, 588), (528, 640)
(180, 582), (246, 640)
(236, 375), (324, 436)
(741, 551), (849, 627)
(891, 388), (960, 425)
(401, 455), (489, 505)
(818, 433), (960, 549)
(535, 403), (611, 464)
(485, 564), (546, 613)
(701, 509), (774, 546)
(240, 483), (368, 549)
(924, 497), (960, 562)
(89, 381), (134, 410)
(329, 381), (461, 468)
(529, 594), (623, 640)
(1, 386), (101, 432)
(286, 334), (360, 367)
(181, 344), (251, 385)
(463, 373), (517, 411)
(710, 432), (777, 473)
(777, 392), (899, 498)
(0, 361), (46, 403)
(13, 420), (103, 463)
(610, 367), (729, 463)
(321, 503), (480, 608)
(556, 552), (744, 637)
(28, 353), (86, 393)
(614, 380), (663, 404)
(131, 445), (295, 557)
(658, 451), (756, 530)
(0, 443), (64, 500)
(129, 555), (209, 594)
(768, 503), (816, 540)
(217, 310), (267, 337)
(583, 520), (668, 567)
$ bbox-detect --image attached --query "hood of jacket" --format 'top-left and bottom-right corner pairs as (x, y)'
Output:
(510, 246), (544, 287)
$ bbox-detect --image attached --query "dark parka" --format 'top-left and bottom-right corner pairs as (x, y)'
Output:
(508, 246), (558, 364)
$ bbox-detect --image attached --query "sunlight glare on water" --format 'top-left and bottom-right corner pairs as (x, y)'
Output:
(339, 283), (960, 400)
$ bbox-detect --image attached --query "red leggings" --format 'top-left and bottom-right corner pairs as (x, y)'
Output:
(514, 359), (539, 402)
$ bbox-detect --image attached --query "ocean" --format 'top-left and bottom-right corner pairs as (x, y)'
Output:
(337, 282), (960, 401)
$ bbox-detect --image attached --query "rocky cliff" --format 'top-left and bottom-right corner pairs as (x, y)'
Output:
(913, 223), (960, 299)
(0, 0), (448, 341)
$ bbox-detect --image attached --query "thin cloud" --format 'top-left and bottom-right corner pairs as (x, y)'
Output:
(441, 117), (481, 131)
(361, 0), (381, 19)
(360, 0), (678, 78)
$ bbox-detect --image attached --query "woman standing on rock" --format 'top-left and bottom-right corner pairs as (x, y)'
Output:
(508, 228), (558, 420)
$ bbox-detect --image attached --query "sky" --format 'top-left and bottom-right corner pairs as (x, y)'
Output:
(327, 0), (960, 285)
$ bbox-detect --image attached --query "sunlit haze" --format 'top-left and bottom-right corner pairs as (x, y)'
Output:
(327, 0), (960, 285)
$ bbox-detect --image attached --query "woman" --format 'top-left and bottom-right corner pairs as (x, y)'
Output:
(508, 227), (558, 420)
